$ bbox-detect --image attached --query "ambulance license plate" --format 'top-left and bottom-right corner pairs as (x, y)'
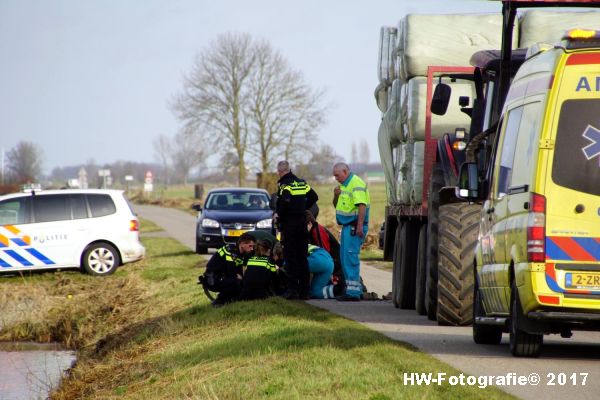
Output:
(565, 273), (600, 290)
(225, 229), (246, 237)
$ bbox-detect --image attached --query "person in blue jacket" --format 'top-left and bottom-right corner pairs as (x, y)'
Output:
(307, 244), (335, 299)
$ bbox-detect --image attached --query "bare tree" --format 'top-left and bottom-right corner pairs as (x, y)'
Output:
(350, 141), (358, 164)
(248, 40), (326, 174)
(153, 134), (172, 186)
(6, 141), (43, 183)
(172, 32), (255, 186)
(171, 130), (206, 185)
(359, 138), (371, 164)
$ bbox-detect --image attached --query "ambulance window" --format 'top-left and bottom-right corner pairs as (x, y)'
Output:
(553, 99), (600, 196)
(496, 106), (523, 197)
(510, 102), (542, 188)
(70, 194), (88, 219)
(34, 195), (70, 223)
(0, 197), (30, 225)
(88, 194), (116, 217)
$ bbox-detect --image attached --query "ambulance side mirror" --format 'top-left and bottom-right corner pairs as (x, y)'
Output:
(456, 162), (480, 200)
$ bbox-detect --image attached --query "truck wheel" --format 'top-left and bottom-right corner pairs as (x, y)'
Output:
(414, 223), (427, 315)
(509, 280), (543, 357)
(436, 203), (480, 326)
(473, 274), (502, 344)
(392, 221), (403, 308)
(398, 221), (417, 309)
(425, 163), (444, 320)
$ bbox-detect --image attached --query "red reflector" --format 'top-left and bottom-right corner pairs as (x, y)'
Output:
(538, 295), (560, 305)
(566, 53), (600, 65)
(530, 192), (546, 213)
(130, 220), (139, 232)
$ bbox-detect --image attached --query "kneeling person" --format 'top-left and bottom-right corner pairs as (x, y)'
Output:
(308, 244), (335, 299)
(240, 239), (277, 300)
(200, 233), (255, 305)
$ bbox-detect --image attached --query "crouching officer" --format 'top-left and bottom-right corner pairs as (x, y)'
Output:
(240, 239), (278, 300)
(199, 233), (256, 306)
(274, 160), (318, 300)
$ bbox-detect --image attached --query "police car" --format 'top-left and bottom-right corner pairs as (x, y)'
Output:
(0, 189), (145, 275)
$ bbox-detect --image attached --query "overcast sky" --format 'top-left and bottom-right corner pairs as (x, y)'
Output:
(0, 0), (500, 175)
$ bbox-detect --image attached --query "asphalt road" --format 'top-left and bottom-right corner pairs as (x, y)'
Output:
(135, 204), (600, 400)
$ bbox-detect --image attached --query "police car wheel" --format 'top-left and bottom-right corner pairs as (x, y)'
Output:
(82, 243), (120, 275)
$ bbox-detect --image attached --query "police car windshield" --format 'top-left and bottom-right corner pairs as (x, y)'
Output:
(205, 192), (270, 211)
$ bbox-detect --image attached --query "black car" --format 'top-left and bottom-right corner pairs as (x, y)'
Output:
(194, 188), (273, 254)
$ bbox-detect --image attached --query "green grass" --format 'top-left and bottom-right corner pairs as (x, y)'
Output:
(1, 236), (512, 399)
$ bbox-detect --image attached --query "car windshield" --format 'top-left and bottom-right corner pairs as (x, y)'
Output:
(205, 192), (270, 211)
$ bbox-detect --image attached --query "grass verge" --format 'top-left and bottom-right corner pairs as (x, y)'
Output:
(1, 235), (512, 399)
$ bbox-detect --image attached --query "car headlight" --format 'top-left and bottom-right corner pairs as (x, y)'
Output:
(256, 219), (272, 229)
(201, 218), (220, 228)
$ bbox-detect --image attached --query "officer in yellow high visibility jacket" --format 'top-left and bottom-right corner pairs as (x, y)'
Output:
(332, 162), (370, 301)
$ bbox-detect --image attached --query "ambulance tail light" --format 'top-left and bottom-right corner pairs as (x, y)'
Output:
(130, 219), (140, 232)
(527, 192), (546, 263)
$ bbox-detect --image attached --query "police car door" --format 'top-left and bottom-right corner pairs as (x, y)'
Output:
(29, 194), (84, 268)
(0, 196), (37, 271)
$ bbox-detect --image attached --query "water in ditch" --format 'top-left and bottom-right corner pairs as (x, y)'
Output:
(0, 342), (76, 400)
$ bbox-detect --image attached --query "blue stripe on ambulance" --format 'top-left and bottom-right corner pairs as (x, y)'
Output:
(25, 248), (55, 265)
(573, 237), (600, 260)
(3, 250), (33, 266)
(546, 238), (572, 261)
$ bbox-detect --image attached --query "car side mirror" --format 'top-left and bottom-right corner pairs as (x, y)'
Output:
(191, 204), (202, 212)
(456, 162), (480, 200)
(431, 82), (451, 116)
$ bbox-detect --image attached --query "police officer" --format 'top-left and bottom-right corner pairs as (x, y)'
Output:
(240, 239), (278, 300)
(200, 233), (255, 306)
(274, 160), (318, 300)
(332, 162), (370, 301)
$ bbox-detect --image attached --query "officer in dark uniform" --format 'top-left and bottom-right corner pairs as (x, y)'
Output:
(274, 160), (318, 299)
(200, 233), (256, 306)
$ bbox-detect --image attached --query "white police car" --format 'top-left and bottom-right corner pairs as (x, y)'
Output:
(0, 189), (145, 275)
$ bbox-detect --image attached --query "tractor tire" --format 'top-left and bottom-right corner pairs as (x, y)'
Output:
(392, 221), (403, 308)
(414, 223), (427, 315)
(398, 221), (417, 309)
(425, 163), (444, 321)
(436, 202), (480, 326)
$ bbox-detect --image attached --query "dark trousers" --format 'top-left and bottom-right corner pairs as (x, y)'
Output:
(215, 277), (241, 303)
(282, 218), (309, 294)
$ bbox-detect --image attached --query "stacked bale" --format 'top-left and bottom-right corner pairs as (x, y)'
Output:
(377, 13), (511, 206)
(376, 10), (600, 207)
(519, 10), (600, 48)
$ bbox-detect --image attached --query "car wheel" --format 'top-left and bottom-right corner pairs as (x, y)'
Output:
(82, 243), (120, 275)
(196, 244), (208, 254)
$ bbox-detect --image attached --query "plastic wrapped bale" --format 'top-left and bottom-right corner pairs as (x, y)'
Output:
(383, 79), (405, 145)
(410, 141), (425, 206)
(397, 13), (517, 80)
(374, 81), (389, 113)
(519, 10), (600, 48)
(378, 120), (396, 203)
(395, 142), (413, 205)
(378, 26), (397, 84)
(406, 76), (474, 141)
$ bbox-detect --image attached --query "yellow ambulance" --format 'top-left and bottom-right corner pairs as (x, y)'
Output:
(460, 29), (600, 357)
